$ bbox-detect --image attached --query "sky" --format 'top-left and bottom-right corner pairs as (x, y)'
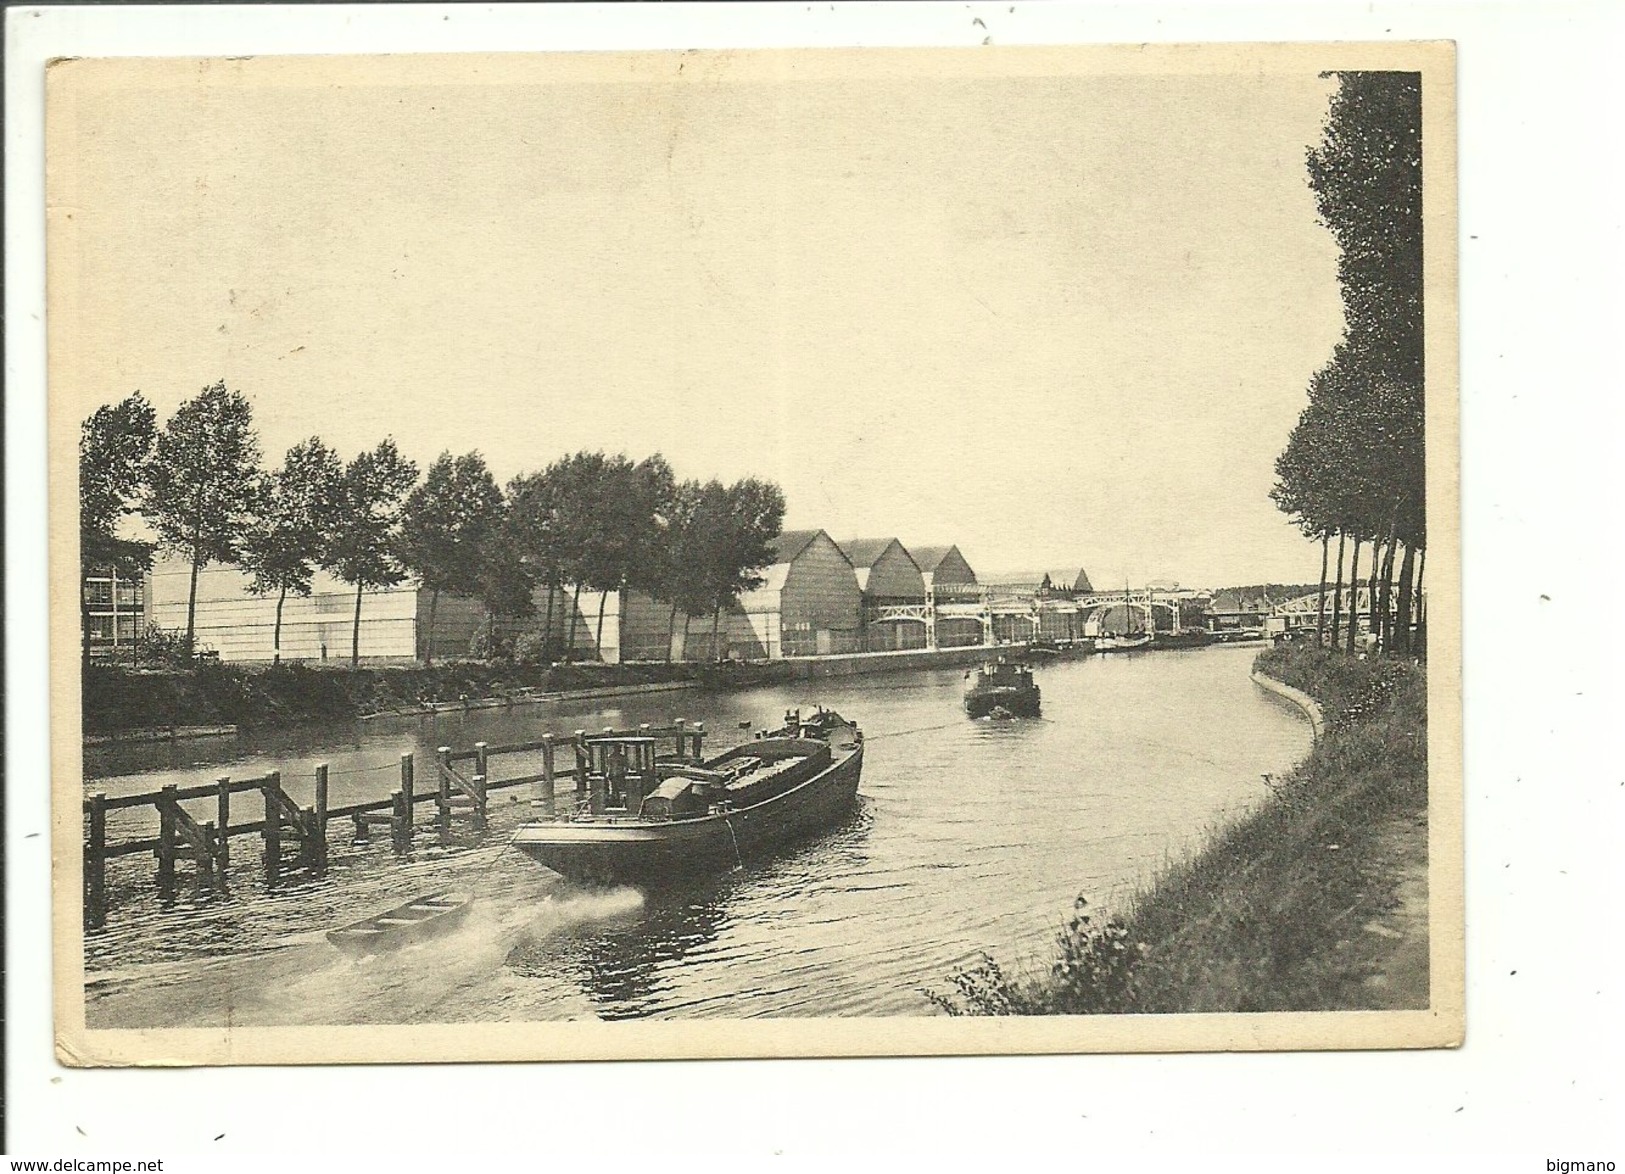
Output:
(54, 51), (1344, 588)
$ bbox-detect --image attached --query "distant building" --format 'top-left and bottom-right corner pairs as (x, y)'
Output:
(839, 538), (928, 652)
(909, 544), (982, 648)
(1206, 587), (1275, 635)
(82, 566), (145, 657)
(675, 529), (863, 661)
(145, 555), (619, 663)
(982, 569), (1091, 598)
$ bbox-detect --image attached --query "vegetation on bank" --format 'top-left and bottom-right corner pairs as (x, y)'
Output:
(80, 658), (788, 735)
(925, 645), (1427, 1015)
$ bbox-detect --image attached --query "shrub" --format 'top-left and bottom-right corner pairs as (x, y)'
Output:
(512, 631), (553, 666)
(135, 623), (203, 668)
(468, 626), (513, 662)
(924, 896), (1144, 1016)
(1046, 896), (1147, 1013)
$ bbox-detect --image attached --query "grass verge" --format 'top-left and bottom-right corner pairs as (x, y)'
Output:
(926, 645), (1428, 1015)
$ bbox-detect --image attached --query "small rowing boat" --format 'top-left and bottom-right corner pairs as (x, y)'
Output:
(326, 891), (474, 955)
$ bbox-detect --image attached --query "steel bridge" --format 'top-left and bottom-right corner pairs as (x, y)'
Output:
(864, 586), (1190, 649)
(1270, 586), (1423, 630)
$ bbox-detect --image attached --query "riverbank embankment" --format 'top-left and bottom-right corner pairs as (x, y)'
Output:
(929, 644), (1431, 1016)
(81, 660), (711, 737)
(82, 644), (1028, 738)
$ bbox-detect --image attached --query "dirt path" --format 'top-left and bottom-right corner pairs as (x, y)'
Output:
(1353, 808), (1430, 1010)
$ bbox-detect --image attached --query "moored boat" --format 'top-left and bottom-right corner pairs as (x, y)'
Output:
(1151, 629), (1216, 650)
(1096, 633), (1155, 652)
(511, 709), (863, 884)
(964, 658), (1041, 718)
(327, 891), (474, 955)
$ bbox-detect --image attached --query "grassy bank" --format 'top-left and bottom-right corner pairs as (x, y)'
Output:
(928, 645), (1428, 1015)
(80, 658), (786, 735)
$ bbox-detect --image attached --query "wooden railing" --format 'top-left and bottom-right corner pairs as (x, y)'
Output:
(83, 721), (708, 930)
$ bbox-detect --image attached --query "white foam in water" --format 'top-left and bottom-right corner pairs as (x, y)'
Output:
(233, 884), (647, 1026)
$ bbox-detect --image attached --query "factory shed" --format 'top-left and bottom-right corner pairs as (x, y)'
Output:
(679, 529), (863, 661)
(839, 538), (928, 652)
(909, 543), (983, 648)
(145, 554), (619, 664)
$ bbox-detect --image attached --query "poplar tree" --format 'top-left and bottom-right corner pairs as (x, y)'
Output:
(651, 479), (712, 661)
(1273, 71), (1425, 654)
(699, 478), (786, 662)
(144, 382), (263, 657)
(506, 464), (577, 659)
(242, 437), (345, 662)
(397, 451), (504, 663)
(323, 439), (418, 667)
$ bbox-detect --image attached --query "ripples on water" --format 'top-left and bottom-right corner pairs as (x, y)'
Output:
(84, 646), (1311, 1026)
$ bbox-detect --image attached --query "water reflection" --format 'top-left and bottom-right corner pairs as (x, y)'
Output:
(555, 883), (732, 1017)
(522, 802), (876, 1019)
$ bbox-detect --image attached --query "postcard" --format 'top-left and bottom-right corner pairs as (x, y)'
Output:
(49, 41), (1461, 1065)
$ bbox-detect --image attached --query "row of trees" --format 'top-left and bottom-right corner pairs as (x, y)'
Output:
(1271, 71), (1427, 656)
(80, 382), (785, 666)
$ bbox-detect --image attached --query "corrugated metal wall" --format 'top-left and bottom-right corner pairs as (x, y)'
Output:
(931, 547), (977, 588)
(780, 533), (862, 657)
(934, 617), (985, 647)
(619, 589), (683, 662)
(863, 543), (926, 601)
(148, 560), (419, 662)
(147, 556), (622, 664)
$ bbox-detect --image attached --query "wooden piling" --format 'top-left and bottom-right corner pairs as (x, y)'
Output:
(436, 746), (453, 831)
(199, 820), (218, 896)
(573, 731), (589, 802)
(675, 717), (687, 759)
(263, 771), (283, 889)
(397, 754), (412, 846)
(215, 776), (232, 880)
(200, 819), (221, 891)
(473, 741), (490, 831)
(156, 784), (178, 903)
(313, 763), (330, 874)
(693, 721), (706, 761)
(391, 789), (410, 853)
(85, 792), (107, 930)
(537, 734), (556, 817)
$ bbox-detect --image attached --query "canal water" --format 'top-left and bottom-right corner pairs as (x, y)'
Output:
(83, 644), (1310, 1026)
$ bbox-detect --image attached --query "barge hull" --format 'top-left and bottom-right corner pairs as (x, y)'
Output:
(513, 746), (863, 884)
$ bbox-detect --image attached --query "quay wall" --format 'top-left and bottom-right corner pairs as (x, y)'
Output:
(779, 644), (1022, 679)
(1249, 668), (1325, 740)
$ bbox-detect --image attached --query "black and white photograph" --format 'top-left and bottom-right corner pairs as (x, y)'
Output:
(47, 41), (1460, 1066)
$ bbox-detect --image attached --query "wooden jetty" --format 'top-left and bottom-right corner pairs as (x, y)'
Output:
(82, 720), (708, 931)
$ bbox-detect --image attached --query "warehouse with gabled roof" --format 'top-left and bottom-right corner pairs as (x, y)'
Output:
(673, 529), (862, 660)
(839, 537), (928, 651)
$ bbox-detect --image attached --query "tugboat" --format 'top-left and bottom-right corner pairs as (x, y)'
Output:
(964, 658), (1042, 719)
(510, 709), (863, 884)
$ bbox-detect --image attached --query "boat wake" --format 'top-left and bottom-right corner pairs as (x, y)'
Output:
(88, 882), (648, 1029)
(261, 885), (648, 1025)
